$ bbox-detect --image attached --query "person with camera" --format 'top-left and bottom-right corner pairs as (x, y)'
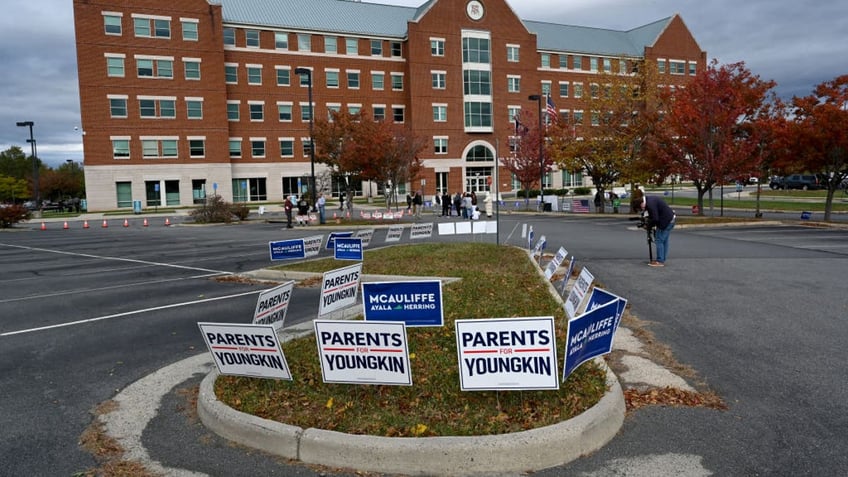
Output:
(631, 195), (676, 267)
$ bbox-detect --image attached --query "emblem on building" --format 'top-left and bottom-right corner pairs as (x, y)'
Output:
(466, 0), (485, 21)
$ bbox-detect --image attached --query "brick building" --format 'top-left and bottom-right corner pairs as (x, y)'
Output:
(73, 0), (705, 211)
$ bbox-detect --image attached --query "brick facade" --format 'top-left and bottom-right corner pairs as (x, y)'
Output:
(73, 0), (705, 211)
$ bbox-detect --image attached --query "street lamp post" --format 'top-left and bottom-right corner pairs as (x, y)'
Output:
(294, 67), (317, 212)
(16, 121), (39, 213)
(528, 95), (544, 211)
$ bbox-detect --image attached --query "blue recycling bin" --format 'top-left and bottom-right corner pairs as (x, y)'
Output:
(133, 200), (142, 214)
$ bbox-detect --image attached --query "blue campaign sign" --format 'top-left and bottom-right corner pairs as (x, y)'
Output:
(334, 237), (363, 261)
(562, 300), (619, 381)
(586, 287), (628, 329)
(269, 239), (305, 261)
(362, 280), (444, 327)
(325, 231), (354, 250)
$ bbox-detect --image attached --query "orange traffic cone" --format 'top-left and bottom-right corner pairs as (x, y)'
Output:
(102, 219), (108, 228)
(63, 221), (69, 230)
(83, 220), (90, 229)
(143, 218), (149, 227)
(164, 217), (171, 226)
(40, 221), (46, 231)
(123, 219), (129, 227)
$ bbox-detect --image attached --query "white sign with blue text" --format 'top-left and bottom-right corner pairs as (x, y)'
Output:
(319, 263), (362, 316)
(544, 246), (568, 280)
(313, 320), (412, 386)
(198, 322), (292, 380)
(455, 317), (559, 391)
(362, 280), (444, 327)
(562, 300), (619, 380)
(303, 235), (324, 257)
(564, 267), (594, 319)
(334, 237), (363, 261)
(252, 281), (295, 330)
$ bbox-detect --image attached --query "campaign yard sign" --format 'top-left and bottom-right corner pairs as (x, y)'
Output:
(562, 300), (619, 380)
(455, 317), (559, 391)
(585, 287), (628, 329)
(527, 226), (535, 249)
(385, 225), (404, 242)
(564, 267), (594, 319)
(532, 235), (547, 255)
(355, 228), (375, 247)
(252, 281), (294, 330)
(198, 322), (291, 380)
(269, 239), (305, 261)
(410, 222), (434, 239)
(362, 280), (444, 327)
(319, 263), (362, 316)
(325, 231), (354, 250)
(544, 246), (568, 280)
(303, 235), (324, 258)
(313, 320), (412, 386)
(334, 237), (363, 261)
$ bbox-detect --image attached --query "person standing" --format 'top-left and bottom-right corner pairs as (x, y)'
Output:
(406, 193), (412, 212)
(284, 196), (294, 229)
(317, 192), (326, 224)
(413, 191), (422, 218)
(441, 191), (451, 217)
(463, 192), (473, 220)
(632, 195), (676, 267)
(453, 192), (462, 218)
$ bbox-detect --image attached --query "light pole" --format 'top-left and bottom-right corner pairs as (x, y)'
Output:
(528, 95), (544, 211)
(16, 121), (39, 213)
(294, 67), (316, 211)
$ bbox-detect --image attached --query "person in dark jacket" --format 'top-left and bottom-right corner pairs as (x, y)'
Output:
(284, 196), (294, 229)
(632, 195), (676, 267)
(441, 192), (451, 216)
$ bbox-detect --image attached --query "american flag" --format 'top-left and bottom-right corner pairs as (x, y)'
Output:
(572, 199), (590, 213)
(546, 95), (558, 122)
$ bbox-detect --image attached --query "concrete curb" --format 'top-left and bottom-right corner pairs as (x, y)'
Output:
(198, 361), (624, 476)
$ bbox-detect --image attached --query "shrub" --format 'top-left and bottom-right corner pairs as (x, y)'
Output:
(573, 187), (592, 195)
(230, 203), (250, 221)
(190, 195), (235, 223)
(0, 204), (31, 228)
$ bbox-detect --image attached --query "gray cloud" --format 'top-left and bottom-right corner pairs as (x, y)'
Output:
(1, 0), (845, 167)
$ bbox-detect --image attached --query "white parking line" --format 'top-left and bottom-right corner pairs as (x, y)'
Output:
(0, 290), (259, 337)
(0, 242), (230, 274)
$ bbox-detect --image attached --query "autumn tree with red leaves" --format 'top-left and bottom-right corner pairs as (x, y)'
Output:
(650, 60), (776, 214)
(312, 109), (425, 209)
(788, 74), (848, 221)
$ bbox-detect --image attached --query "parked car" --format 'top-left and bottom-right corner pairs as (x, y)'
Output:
(769, 176), (784, 190)
(782, 174), (822, 190)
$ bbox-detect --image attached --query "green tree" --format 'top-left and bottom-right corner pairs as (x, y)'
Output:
(0, 176), (29, 202)
(502, 109), (552, 209)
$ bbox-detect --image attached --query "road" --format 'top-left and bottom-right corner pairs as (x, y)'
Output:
(2, 215), (847, 476)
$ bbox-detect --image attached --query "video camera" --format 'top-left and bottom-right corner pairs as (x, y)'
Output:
(628, 212), (653, 231)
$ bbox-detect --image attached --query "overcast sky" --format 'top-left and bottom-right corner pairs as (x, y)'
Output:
(1, 0), (845, 168)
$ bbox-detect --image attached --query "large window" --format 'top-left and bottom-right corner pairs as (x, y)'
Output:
(136, 58), (173, 79)
(325, 36), (337, 54)
(372, 72), (384, 90)
(276, 67), (290, 86)
(347, 70), (360, 89)
(507, 75), (520, 93)
(140, 139), (177, 158)
(370, 39), (382, 56)
(464, 102), (492, 128)
(251, 139), (266, 158)
(297, 34), (311, 52)
(506, 44), (519, 62)
(188, 138), (205, 157)
(462, 36), (490, 64)
(192, 179), (206, 204)
(277, 103), (293, 121)
(432, 104), (447, 122)
(139, 98), (175, 119)
(232, 178), (267, 202)
(227, 101), (239, 121)
(463, 70), (491, 95)
(145, 181), (161, 206)
(391, 73), (403, 91)
(229, 139), (242, 158)
(432, 71), (446, 89)
(346, 38), (358, 55)
(434, 137), (448, 154)
(279, 138), (294, 157)
(325, 70), (339, 88)
(249, 102), (264, 121)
